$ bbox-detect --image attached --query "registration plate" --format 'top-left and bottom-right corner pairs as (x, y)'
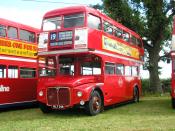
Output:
(52, 105), (64, 109)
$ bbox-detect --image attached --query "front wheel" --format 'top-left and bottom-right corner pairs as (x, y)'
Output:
(39, 102), (51, 113)
(172, 98), (175, 109)
(133, 87), (139, 102)
(85, 91), (103, 116)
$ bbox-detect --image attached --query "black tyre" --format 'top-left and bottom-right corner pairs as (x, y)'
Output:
(86, 91), (103, 116)
(39, 102), (51, 113)
(172, 98), (175, 109)
(133, 87), (139, 102)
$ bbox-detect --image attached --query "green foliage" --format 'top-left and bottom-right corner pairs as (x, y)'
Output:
(142, 78), (171, 95)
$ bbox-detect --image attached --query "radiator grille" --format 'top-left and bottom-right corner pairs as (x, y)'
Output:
(47, 87), (70, 106)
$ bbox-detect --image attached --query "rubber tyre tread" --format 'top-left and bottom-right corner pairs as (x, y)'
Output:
(85, 91), (102, 116)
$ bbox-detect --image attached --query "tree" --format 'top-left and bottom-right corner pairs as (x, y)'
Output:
(95, 0), (175, 93)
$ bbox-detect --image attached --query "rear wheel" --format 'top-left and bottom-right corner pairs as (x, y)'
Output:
(133, 87), (139, 102)
(172, 98), (175, 109)
(85, 91), (103, 116)
(39, 102), (51, 113)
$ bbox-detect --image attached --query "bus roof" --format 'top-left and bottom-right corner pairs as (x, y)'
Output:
(43, 6), (141, 38)
(0, 18), (40, 33)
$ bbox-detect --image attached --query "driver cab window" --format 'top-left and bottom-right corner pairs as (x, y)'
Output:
(59, 57), (74, 75)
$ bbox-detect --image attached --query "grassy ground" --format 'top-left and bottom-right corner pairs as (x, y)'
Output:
(0, 94), (175, 131)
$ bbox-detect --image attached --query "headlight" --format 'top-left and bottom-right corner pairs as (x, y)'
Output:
(77, 91), (83, 97)
(39, 91), (44, 97)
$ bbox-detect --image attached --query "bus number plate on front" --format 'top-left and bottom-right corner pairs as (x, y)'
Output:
(52, 105), (64, 109)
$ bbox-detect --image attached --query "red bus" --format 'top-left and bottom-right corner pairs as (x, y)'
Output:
(171, 17), (175, 108)
(0, 18), (39, 108)
(37, 6), (144, 115)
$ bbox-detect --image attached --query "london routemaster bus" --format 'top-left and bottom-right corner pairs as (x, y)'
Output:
(0, 18), (39, 108)
(171, 16), (175, 108)
(37, 6), (144, 115)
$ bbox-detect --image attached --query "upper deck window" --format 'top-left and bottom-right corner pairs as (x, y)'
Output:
(7, 26), (18, 39)
(0, 25), (6, 37)
(88, 14), (101, 30)
(103, 21), (113, 35)
(43, 17), (62, 31)
(64, 13), (84, 28)
(114, 27), (123, 38)
(136, 38), (143, 48)
(19, 29), (35, 43)
(122, 31), (130, 42)
(131, 35), (137, 46)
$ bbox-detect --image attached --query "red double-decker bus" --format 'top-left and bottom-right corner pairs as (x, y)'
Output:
(171, 17), (175, 108)
(0, 18), (39, 108)
(37, 6), (144, 115)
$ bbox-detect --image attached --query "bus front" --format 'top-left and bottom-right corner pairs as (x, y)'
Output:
(38, 9), (88, 52)
(37, 7), (104, 115)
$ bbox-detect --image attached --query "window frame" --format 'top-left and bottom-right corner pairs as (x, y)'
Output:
(63, 12), (85, 28)
(8, 65), (19, 78)
(125, 66), (132, 76)
(103, 21), (113, 35)
(20, 67), (36, 78)
(0, 24), (7, 37)
(116, 63), (124, 76)
(87, 13), (102, 30)
(0, 65), (7, 78)
(19, 29), (35, 43)
(105, 62), (115, 75)
(7, 26), (18, 39)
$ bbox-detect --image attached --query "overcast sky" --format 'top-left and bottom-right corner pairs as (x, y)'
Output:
(0, 0), (171, 79)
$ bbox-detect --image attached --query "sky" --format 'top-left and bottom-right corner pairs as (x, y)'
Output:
(0, 0), (172, 79)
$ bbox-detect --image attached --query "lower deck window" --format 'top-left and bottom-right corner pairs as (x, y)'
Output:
(8, 66), (18, 78)
(105, 63), (115, 74)
(132, 66), (139, 76)
(125, 66), (132, 76)
(20, 67), (36, 78)
(81, 62), (101, 75)
(0, 65), (6, 78)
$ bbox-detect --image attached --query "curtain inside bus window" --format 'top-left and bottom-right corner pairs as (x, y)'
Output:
(0, 65), (6, 78)
(43, 17), (62, 31)
(0, 25), (6, 37)
(19, 29), (35, 43)
(7, 26), (18, 39)
(8, 66), (18, 78)
(64, 13), (84, 28)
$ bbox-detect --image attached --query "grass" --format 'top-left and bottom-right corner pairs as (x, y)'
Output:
(0, 94), (175, 131)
